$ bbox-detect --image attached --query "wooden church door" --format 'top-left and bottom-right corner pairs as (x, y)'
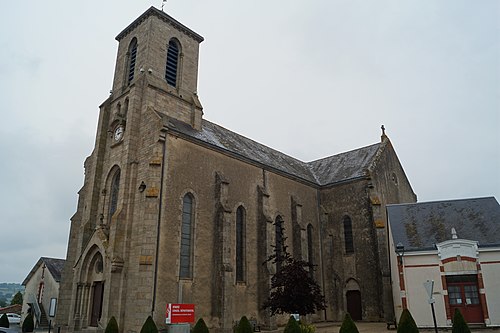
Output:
(346, 290), (362, 320)
(90, 281), (104, 327)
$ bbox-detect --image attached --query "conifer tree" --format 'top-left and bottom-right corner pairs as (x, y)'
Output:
(140, 316), (158, 333)
(193, 318), (209, 333)
(105, 316), (119, 333)
(235, 316), (253, 333)
(283, 316), (301, 333)
(397, 309), (419, 333)
(452, 309), (471, 333)
(22, 313), (34, 333)
(10, 291), (23, 305)
(0, 313), (9, 328)
(339, 313), (359, 333)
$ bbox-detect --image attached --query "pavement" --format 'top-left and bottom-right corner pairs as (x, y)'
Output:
(314, 321), (499, 333)
(4, 322), (499, 333)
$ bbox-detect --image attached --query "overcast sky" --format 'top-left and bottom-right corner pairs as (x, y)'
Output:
(0, 1), (498, 283)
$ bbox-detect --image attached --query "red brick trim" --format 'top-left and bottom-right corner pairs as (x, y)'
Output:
(405, 264), (439, 268)
(441, 256), (476, 264)
(480, 260), (500, 265)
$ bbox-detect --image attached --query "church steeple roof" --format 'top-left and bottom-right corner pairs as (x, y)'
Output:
(115, 6), (204, 42)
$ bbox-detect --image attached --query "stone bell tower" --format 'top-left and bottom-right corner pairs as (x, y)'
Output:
(111, 6), (204, 129)
(56, 7), (205, 333)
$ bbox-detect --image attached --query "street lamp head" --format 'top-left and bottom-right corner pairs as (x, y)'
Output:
(396, 242), (405, 257)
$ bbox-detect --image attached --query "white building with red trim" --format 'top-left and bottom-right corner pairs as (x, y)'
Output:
(387, 197), (500, 328)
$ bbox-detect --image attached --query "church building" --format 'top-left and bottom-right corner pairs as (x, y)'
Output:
(56, 7), (417, 333)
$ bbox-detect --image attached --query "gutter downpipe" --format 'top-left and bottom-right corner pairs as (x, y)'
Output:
(317, 188), (327, 321)
(152, 129), (168, 315)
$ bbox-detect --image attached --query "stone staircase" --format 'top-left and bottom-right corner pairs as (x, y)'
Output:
(38, 303), (50, 328)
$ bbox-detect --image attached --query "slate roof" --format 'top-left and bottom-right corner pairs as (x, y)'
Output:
(387, 197), (500, 251)
(308, 143), (381, 185)
(116, 6), (204, 42)
(22, 257), (66, 285)
(165, 117), (383, 186)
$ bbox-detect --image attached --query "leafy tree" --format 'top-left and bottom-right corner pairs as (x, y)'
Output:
(140, 316), (158, 333)
(235, 316), (252, 333)
(397, 309), (419, 333)
(452, 309), (471, 333)
(0, 314), (9, 328)
(193, 318), (209, 333)
(262, 221), (326, 316)
(283, 316), (301, 333)
(105, 316), (119, 333)
(11, 291), (23, 305)
(22, 313), (34, 333)
(339, 313), (358, 333)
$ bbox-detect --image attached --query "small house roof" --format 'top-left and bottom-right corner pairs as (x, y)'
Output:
(22, 257), (66, 286)
(387, 197), (500, 251)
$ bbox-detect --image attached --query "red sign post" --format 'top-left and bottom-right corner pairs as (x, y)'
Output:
(165, 304), (195, 324)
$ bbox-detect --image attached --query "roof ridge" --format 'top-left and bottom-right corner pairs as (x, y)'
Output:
(307, 142), (381, 165)
(387, 196), (498, 207)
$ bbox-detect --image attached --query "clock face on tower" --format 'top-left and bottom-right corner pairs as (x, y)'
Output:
(114, 125), (124, 141)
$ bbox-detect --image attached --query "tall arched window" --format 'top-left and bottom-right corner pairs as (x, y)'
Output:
(109, 169), (120, 218)
(165, 39), (180, 86)
(275, 216), (284, 271)
(343, 216), (354, 254)
(127, 38), (138, 85)
(236, 206), (246, 282)
(307, 224), (314, 266)
(180, 193), (194, 278)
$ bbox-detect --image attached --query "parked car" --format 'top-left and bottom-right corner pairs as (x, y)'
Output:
(0, 327), (19, 333)
(6, 314), (20, 325)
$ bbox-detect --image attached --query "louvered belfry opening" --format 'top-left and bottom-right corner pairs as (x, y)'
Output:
(128, 38), (137, 85)
(165, 39), (179, 86)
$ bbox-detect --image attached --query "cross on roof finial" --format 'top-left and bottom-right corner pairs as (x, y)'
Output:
(161, 0), (167, 11)
(381, 125), (386, 136)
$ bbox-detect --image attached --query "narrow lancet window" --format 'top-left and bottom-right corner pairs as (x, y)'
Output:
(236, 206), (246, 282)
(307, 224), (314, 266)
(108, 169), (120, 218)
(275, 216), (284, 271)
(343, 216), (354, 253)
(180, 193), (194, 278)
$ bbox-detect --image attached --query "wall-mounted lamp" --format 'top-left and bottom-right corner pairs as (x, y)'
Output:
(396, 242), (405, 265)
(139, 181), (147, 192)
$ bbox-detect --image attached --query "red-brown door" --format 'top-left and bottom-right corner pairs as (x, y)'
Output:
(346, 290), (362, 320)
(448, 280), (483, 323)
(90, 282), (104, 327)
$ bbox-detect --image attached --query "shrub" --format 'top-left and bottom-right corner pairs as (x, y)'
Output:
(235, 316), (252, 333)
(140, 316), (158, 333)
(22, 313), (34, 333)
(0, 314), (9, 328)
(397, 309), (419, 333)
(105, 316), (119, 333)
(299, 322), (315, 333)
(452, 309), (471, 333)
(284, 316), (301, 333)
(339, 313), (359, 333)
(193, 318), (209, 333)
